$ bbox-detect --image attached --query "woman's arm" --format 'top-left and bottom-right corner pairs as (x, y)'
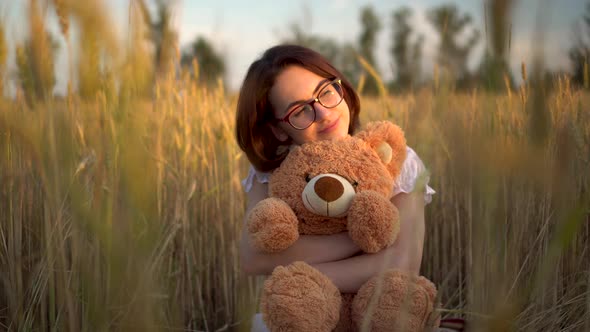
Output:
(239, 180), (361, 275)
(311, 190), (426, 293)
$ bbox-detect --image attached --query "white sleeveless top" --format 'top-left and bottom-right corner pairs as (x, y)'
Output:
(241, 146), (435, 204)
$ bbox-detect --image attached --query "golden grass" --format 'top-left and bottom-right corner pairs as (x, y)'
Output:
(1, 75), (257, 331)
(0, 19), (6, 94)
(362, 85), (590, 331)
(1, 1), (589, 331)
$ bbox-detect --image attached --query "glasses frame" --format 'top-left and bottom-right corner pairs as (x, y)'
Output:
(275, 78), (344, 130)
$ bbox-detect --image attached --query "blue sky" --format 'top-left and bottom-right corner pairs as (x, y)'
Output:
(1, 0), (588, 93)
(175, 0), (587, 90)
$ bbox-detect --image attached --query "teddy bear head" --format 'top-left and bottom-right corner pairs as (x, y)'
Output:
(268, 121), (407, 235)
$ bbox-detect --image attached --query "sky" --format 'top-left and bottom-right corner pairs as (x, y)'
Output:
(174, 0), (588, 90)
(1, 0), (588, 93)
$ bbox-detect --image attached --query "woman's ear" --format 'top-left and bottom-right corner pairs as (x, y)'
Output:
(270, 124), (289, 142)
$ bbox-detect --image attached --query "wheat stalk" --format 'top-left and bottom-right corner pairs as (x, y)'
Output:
(53, 0), (69, 37)
(520, 61), (528, 104)
(584, 59), (589, 90)
(0, 21), (6, 96)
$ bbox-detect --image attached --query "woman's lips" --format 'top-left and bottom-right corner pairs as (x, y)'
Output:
(319, 116), (340, 134)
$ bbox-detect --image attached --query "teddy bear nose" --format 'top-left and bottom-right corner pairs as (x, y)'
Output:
(302, 173), (355, 217)
(314, 176), (344, 202)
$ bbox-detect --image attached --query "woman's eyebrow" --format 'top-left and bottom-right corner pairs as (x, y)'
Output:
(282, 78), (332, 114)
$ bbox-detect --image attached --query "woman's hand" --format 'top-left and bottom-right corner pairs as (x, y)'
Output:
(311, 190), (426, 293)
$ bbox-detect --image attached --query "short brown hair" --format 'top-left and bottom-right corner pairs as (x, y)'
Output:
(235, 44), (361, 173)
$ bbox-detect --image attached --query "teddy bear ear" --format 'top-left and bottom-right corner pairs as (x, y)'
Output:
(355, 121), (407, 177)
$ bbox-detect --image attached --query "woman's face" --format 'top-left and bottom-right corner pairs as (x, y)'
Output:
(269, 65), (351, 145)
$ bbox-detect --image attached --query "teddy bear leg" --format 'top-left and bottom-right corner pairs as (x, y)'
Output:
(351, 269), (438, 332)
(333, 293), (355, 332)
(261, 261), (341, 332)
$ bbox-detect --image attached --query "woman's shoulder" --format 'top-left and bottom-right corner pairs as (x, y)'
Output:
(241, 165), (271, 193)
(393, 146), (436, 204)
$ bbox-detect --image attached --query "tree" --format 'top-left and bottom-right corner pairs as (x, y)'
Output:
(280, 7), (362, 87)
(181, 37), (225, 87)
(569, 2), (590, 87)
(358, 5), (382, 95)
(284, 20), (342, 64)
(427, 4), (480, 88)
(477, 0), (515, 91)
(390, 7), (424, 91)
(332, 43), (363, 88)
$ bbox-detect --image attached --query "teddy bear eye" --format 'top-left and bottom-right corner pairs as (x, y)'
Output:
(352, 180), (359, 187)
(305, 173), (312, 182)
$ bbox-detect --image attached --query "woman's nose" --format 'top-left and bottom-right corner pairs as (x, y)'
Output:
(313, 102), (333, 120)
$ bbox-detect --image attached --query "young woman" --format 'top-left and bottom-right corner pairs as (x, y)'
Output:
(235, 44), (442, 331)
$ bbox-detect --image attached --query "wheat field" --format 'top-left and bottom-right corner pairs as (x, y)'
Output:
(1, 1), (589, 331)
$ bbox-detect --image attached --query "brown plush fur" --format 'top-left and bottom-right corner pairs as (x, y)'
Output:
(351, 271), (439, 332)
(246, 121), (439, 331)
(261, 262), (342, 331)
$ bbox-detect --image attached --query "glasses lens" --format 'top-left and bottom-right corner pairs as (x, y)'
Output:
(318, 81), (344, 108)
(288, 104), (315, 129)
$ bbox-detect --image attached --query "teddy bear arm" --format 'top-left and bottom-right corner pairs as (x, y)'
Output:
(247, 197), (300, 253)
(347, 191), (400, 253)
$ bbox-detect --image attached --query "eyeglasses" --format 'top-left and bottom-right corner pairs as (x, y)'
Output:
(275, 78), (344, 130)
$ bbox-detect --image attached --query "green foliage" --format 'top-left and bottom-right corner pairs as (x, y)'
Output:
(569, 2), (590, 87)
(181, 36), (225, 87)
(476, 0), (515, 91)
(280, 8), (363, 88)
(477, 53), (514, 91)
(427, 4), (480, 88)
(390, 7), (424, 91)
(358, 5), (381, 66)
(486, 0), (513, 58)
(358, 5), (382, 95)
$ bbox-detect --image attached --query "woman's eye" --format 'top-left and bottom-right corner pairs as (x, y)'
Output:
(291, 107), (305, 118)
(321, 89), (334, 97)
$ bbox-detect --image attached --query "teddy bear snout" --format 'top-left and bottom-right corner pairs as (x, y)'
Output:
(302, 174), (356, 217)
(314, 176), (344, 202)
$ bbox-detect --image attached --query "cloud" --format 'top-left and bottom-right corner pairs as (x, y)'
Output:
(328, 0), (354, 11)
(508, 31), (573, 83)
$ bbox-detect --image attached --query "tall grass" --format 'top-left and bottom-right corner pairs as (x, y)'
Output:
(1, 0), (589, 331)
(362, 77), (590, 331)
(1, 1), (255, 331)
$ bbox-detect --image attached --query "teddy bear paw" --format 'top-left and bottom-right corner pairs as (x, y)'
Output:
(261, 261), (341, 332)
(348, 191), (400, 253)
(352, 269), (438, 332)
(247, 198), (299, 253)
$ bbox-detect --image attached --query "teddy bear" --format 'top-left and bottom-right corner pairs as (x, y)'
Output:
(246, 121), (439, 331)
